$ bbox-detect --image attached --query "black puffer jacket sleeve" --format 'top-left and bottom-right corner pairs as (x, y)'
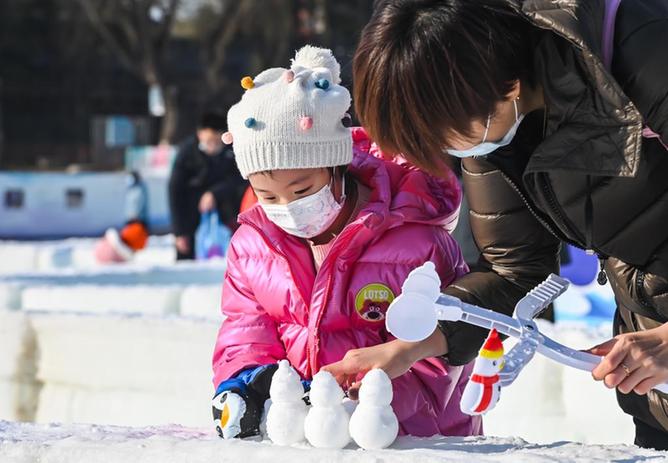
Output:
(439, 157), (560, 366)
(611, 1), (668, 145)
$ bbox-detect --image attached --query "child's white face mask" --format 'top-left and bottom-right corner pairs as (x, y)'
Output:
(261, 174), (346, 239)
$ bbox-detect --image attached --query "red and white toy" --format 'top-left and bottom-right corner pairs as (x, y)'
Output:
(460, 329), (504, 415)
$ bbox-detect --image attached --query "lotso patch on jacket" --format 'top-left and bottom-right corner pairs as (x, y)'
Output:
(355, 283), (395, 322)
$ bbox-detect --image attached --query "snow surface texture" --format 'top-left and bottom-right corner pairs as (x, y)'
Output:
(0, 312), (39, 422)
(31, 313), (219, 427)
(2, 421), (667, 463)
(0, 313), (639, 443)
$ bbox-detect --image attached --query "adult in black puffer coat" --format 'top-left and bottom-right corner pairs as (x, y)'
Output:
(168, 113), (247, 260)
(346, 0), (668, 450)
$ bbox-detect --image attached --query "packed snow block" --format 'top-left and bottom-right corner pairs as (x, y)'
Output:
(0, 243), (38, 274)
(36, 384), (210, 427)
(3, 260), (227, 286)
(22, 285), (182, 315)
(0, 283), (22, 310)
(2, 421), (668, 463)
(0, 311), (40, 421)
(179, 285), (224, 320)
(31, 313), (219, 426)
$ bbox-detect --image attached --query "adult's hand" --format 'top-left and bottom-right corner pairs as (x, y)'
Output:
(175, 235), (191, 254)
(199, 191), (216, 213)
(589, 322), (668, 395)
(321, 328), (448, 398)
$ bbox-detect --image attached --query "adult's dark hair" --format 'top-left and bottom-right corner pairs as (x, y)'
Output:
(354, 0), (535, 172)
(198, 112), (227, 132)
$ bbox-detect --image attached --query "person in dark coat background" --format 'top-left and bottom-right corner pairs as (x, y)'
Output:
(169, 112), (246, 260)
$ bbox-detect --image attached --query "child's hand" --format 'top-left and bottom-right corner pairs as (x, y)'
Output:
(321, 328), (448, 398)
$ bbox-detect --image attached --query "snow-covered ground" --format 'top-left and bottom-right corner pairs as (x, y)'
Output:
(0, 238), (662, 460)
(2, 421), (666, 463)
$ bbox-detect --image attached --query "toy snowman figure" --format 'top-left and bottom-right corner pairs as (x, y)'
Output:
(349, 368), (398, 450)
(266, 360), (308, 445)
(304, 370), (351, 449)
(460, 328), (505, 415)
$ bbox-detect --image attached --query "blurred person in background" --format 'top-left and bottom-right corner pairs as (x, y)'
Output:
(169, 112), (246, 260)
(94, 171), (150, 263)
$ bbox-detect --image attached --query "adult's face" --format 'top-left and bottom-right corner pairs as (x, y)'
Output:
(197, 128), (224, 156)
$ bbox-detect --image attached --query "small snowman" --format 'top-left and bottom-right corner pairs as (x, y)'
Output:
(266, 359), (308, 445)
(460, 328), (504, 415)
(349, 368), (398, 450)
(304, 370), (351, 449)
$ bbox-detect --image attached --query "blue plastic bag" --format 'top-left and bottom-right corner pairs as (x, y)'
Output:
(195, 211), (231, 260)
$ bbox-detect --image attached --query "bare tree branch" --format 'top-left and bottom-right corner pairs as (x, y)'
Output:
(76, 0), (142, 76)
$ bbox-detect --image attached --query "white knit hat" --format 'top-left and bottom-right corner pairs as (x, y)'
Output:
(223, 46), (353, 179)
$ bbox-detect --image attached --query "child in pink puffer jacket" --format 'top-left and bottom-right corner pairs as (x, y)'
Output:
(211, 46), (481, 440)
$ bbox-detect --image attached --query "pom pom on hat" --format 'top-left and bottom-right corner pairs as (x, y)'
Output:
(292, 45), (341, 84)
(240, 76), (254, 90)
(221, 132), (233, 145)
(300, 116), (313, 131)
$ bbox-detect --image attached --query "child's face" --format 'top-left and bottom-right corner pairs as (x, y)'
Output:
(249, 168), (341, 205)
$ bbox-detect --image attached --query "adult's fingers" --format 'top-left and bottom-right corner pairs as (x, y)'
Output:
(592, 338), (627, 381)
(634, 376), (663, 396)
(617, 365), (648, 394)
(586, 337), (617, 356)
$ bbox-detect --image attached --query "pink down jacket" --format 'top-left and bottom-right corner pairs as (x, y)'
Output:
(212, 128), (482, 437)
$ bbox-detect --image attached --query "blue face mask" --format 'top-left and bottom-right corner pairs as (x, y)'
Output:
(446, 99), (524, 158)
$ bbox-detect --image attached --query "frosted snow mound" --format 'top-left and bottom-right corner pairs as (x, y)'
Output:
(1, 421), (666, 463)
(31, 313), (218, 427)
(21, 285), (182, 315)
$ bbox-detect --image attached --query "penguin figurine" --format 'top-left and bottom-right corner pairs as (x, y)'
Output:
(460, 328), (505, 415)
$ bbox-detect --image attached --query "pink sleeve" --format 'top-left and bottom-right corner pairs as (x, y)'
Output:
(211, 242), (286, 388)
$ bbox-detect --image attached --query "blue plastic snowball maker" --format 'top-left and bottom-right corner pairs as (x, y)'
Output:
(244, 117), (257, 128)
(315, 79), (330, 90)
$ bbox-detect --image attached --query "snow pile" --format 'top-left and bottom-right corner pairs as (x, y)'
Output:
(0, 312), (39, 422)
(30, 313), (219, 427)
(2, 421), (666, 463)
(0, 243), (40, 275)
(22, 285), (182, 315)
(179, 285), (222, 320)
(0, 283), (22, 310)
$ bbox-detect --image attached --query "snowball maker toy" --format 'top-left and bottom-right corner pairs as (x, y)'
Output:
(385, 262), (668, 414)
